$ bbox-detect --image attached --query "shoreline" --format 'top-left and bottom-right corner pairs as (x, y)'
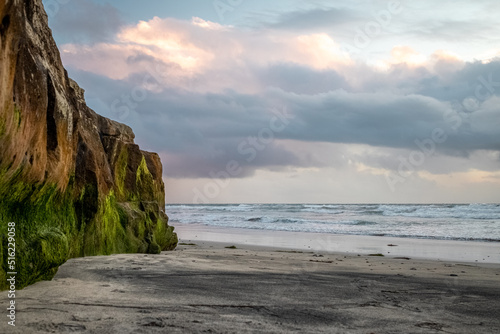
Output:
(173, 223), (500, 264)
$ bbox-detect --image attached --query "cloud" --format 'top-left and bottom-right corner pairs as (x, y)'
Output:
(258, 63), (348, 94)
(404, 17), (500, 44)
(59, 14), (500, 181)
(68, 65), (500, 180)
(60, 17), (355, 94)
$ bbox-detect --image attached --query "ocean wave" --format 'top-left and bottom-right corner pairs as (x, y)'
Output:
(301, 208), (344, 214)
(378, 204), (500, 220)
(360, 210), (384, 215)
(353, 220), (377, 226)
(167, 203), (500, 242)
(273, 218), (302, 224)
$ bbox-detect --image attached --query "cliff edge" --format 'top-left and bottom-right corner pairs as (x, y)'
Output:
(0, 0), (177, 289)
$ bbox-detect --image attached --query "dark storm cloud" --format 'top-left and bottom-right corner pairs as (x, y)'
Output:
(44, 0), (124, 44)
(259, 63), (349, 94)
(67, 56), (500, 179)
(349, 147), (500, 176)
(160, 142), (303, 179)
(342, 59), (500, 104)
(68, 69), (308, 177)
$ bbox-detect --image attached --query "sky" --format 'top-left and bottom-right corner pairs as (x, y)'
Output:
(42, 0), (500, 204)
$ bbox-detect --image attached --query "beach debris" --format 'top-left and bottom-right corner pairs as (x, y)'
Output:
(368, 253), (385, 257)
(394, 257), (411, 260)
(387, 244), (398, 247)
(225, 245), (237, 249)
(275, 250), (311, 253)
(309, 260), (334, 263)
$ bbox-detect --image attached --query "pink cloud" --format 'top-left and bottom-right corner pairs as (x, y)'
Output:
(60, 17), (357, 93)
(60, 16), (475, 96)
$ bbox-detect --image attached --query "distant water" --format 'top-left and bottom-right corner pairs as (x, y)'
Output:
(167, 204), (500, 242)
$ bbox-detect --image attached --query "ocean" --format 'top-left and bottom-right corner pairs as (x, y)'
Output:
(167, 203), (500, 243)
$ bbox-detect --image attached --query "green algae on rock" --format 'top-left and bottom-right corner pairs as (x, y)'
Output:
(0, 0), (177, 290)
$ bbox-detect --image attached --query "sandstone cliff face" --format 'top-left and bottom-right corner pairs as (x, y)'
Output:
(0, 0), (177, 289)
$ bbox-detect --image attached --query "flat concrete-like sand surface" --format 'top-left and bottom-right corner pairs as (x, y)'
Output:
(1, 241), (500, 333)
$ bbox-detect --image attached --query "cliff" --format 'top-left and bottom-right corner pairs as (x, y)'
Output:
(0, 0), (177, 289)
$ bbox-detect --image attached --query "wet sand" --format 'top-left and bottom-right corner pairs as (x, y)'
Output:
(1, 239), (500, 333)
(174, 223), (500, 264)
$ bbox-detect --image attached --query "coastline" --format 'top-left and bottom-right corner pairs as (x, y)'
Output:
(174, 223), (500, 264)
(2, 236), (499, 333)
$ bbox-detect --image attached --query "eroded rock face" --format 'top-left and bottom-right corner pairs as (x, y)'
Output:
(0, 0), (177, 289)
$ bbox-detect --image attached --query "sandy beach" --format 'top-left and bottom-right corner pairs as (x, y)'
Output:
(1, 228), (500, 334)
(2, 1), (500, 333)
(174, 223), (500, 264)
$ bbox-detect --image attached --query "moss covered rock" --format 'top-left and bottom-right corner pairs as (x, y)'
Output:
(0, 0), (177, 290)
